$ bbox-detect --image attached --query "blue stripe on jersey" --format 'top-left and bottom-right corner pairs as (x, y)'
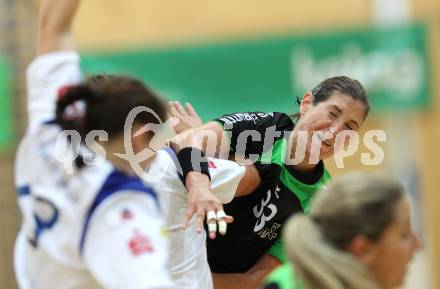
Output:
(43, 119), (57, 125)
(162, 147), (184, 183)
(79, 169), (159, 255)
(17, 185), (31, 197)
(162, 147), (179, 166)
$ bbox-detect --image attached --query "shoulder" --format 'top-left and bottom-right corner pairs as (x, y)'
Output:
(79, 169), (162, 253)
(214, 111), (292, 127)
(27, 51), (81, 88)
(146, 148), (186, 192)
(86, 169), (161, 228)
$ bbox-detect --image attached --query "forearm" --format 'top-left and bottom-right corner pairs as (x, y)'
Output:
(212, 253), (282, 289)
(212, 273), (258, 289)
(212, 268), (274, 289)
(38, 0), (80, 55)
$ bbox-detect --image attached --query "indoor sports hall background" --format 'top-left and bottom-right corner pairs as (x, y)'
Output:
(1, 0), (439, 288)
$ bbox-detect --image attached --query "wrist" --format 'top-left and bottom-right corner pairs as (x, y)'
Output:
(185, 172), (211, 192)
(176, 147), (211, 187)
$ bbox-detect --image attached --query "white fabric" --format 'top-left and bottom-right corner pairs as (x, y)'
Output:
(146, 150), (245, 289)
(14, 51), (172, 289)
(83, 193), (171, 289)
(206, 211), (217, 222)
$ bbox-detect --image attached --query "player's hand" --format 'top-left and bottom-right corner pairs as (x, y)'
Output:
(289, 110), (333, 164)
(295, 109), (332, 135)
(168, 101), (203, 134)
(182, 172), (233, 239)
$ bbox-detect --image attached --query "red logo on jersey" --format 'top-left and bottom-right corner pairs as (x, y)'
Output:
(128, 230), (154, 256)
(122, 208), (134, 220)
(208, 160), (217, 169)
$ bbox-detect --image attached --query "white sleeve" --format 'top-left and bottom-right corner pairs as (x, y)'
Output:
(206, 158), (246, 204)
(148, 150), (245, 205)
(83, 192), (173, 289)
(26, 51), (82, 132)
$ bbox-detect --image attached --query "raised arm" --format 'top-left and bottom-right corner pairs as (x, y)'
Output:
(170, 121), (231, 158)
(37, 0), (79, 55)
(26, 0), (82, 131)
(169, 111), (286, 230)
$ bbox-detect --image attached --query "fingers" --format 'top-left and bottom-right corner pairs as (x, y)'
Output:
(169, 101), (198, 119)
(182, 194), (232, 239)
(186, 208), (231, 239)
(184, 102), (199, 118)
(310, 117), (332, 132)
(182, 206), (196, 229)
(207, 210), (217, 222)
(206, 209), (231, 239)
(195, 207), (206, 233)
(207, 210), (218, 239)
(168, 101), (180, 117)
(217, 211), (227, 236)
(173, 101), (189, 116)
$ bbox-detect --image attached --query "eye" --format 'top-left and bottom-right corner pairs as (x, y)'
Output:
(329, 111), (337, 119)
(345, 124), (354, 130)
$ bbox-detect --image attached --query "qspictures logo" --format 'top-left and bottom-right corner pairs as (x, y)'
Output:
(54, 106), (386, 180)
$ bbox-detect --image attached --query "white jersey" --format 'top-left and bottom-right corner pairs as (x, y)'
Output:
(14, 51), (172, 289)
(146, 149), (245, 289)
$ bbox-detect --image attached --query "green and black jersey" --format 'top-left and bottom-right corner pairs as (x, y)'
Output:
(207, 112), (331, 273)
(263, 262), (306, 289)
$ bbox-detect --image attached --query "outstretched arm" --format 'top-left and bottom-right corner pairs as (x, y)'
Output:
(37, 0), (79, 55)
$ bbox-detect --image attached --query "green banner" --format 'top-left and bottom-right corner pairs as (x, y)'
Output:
(82, 23), (429, 120)
(0, 56), (12, 149)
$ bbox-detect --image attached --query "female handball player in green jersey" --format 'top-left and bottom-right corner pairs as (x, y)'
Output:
(263, 172), (421, 289)
(169, 76), (370, 289)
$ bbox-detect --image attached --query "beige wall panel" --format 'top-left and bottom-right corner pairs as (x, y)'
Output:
(411, 0), (440, 287)
(416, 16), (440, 289)
(412, 0), (440, 15)
(74, 0), (371, 49)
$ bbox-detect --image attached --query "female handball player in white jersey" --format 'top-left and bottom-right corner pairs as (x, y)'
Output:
(14, 0), (173, 288)
(14, 1), (245, 289)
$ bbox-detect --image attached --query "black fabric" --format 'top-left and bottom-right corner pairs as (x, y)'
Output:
(207, 168), (304, 273)
(261, 283), (281, 289)
(285, 160), (324, 185)
(208, 111), (325, 273)
(215, 112), (294, 158)
(176, 147), (211, 185)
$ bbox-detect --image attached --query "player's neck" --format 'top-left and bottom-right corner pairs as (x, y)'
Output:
(103, 140), (158, 177)
(102, 139), (134, 176)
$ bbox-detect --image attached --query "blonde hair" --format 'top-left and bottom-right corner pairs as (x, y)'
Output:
(284, 172), (405, 289)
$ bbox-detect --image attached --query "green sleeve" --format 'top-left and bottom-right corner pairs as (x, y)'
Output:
(264, 263), (306, 289)
(267, 238), (287, 263)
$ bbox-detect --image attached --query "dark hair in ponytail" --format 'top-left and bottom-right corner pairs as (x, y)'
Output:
(56, 85), (98, 136)
(55, 75), (167, 168)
